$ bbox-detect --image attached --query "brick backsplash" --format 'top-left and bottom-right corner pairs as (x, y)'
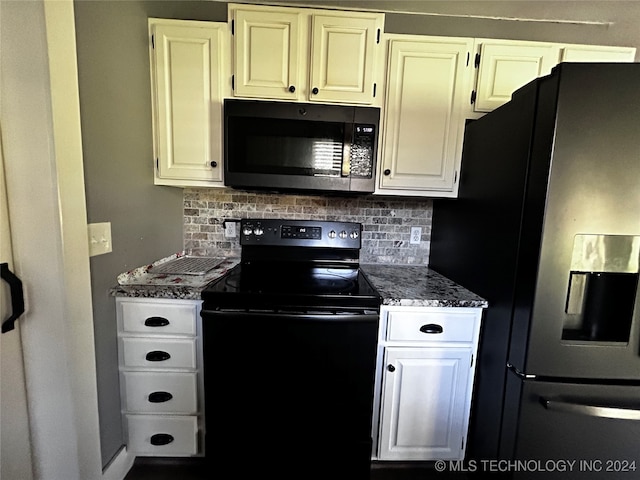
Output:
(184, 188), (432, 264)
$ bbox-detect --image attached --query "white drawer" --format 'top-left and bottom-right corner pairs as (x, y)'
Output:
(126, 414), (198, 456)
(122, 371), (197, 414)
(121, 337), (196, 369)
(120, 301), (196, 336)
(386, 310), (477, 343)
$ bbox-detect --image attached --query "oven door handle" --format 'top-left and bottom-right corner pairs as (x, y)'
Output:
(205, 310), (379, 322)
(539, 396), (640, 420)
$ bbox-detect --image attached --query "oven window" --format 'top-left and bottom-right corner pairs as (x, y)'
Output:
(227, 116), (345, 177)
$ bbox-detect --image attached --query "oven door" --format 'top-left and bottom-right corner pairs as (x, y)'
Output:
(511, 379), (640, 479)
(202, 308), (379, 479)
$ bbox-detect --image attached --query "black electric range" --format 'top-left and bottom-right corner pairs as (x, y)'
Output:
(201, 219), (381, 479)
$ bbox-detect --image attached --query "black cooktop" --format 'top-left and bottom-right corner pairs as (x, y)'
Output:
(202, 219), (381, 311)
(201, 263), (381, 311)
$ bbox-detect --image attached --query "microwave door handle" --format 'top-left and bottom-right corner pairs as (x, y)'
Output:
(539, 396), (640, 420)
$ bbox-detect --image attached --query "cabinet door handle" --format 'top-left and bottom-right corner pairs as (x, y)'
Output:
(387, 364), (395, 372)
(419, 323), (443, 334)
(289, 85), (296, 93)
(312, 87), (319, 95)
(144, 316), (169, 327)
(210, 161), (218, 168)
(145, 350), (171, 362)
(383, 169), (391, 176)
(148, 391), (173, 403)
(150, 433), (174, 446)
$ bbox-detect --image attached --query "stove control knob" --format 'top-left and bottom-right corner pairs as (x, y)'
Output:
(328, 230), (337, 239)
(242, 227), (253, 236)
(254, 227), (264, 236)
(339, 230), (347, 239)
(350, 231), (359, 239)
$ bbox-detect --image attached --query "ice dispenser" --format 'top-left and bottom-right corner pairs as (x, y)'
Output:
(563, 234), (640, 342)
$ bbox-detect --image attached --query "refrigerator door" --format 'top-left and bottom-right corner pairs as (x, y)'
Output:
(511, 379), (640, 479)
(513, 63), (640, 380)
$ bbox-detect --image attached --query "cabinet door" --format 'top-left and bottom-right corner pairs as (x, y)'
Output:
(233, 8), (302, 100)
(152, 21), (226, 185)
(309, 14), (381, 104)
(560, 44), (636, 62)
(475, 41), (560, 112)
(379, 37), (472, 195)
(378, 347), (472, 461)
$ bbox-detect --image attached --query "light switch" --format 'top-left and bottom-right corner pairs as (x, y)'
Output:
(88, 222), (112, 256)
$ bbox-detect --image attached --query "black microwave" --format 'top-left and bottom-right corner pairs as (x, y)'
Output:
(223, 99), (380, 194)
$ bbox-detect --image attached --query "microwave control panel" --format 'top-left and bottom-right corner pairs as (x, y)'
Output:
(351, 124), (376, 178)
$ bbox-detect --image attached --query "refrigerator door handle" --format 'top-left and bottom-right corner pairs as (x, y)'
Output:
(539, 396), (640, 420)
(507, 362), (537, 379)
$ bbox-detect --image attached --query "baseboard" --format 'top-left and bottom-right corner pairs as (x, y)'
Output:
(101, 446), (135, 480)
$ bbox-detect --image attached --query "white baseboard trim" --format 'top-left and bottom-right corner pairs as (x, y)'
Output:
(102, 446), (135, 480)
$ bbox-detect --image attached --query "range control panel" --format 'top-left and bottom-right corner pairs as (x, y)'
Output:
(240, 219), (361, 249)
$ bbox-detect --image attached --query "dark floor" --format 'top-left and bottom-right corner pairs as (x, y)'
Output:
(124, 458), (476, 479)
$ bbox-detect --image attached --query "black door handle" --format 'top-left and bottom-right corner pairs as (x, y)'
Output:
(146, 350), (171, 362)
(150, 433), (174, 446)
(144, 316), (169, 327)
(1, 262), (25, 333)
(148, 391), (173, 403)
(419, 323), (443, 334)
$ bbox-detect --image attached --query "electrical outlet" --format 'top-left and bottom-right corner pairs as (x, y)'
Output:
(88, 222), (112, 256)
(224, 221), (236, 238)
(410, 226), (422, 245)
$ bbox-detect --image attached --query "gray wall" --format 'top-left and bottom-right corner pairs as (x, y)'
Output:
(74, 0), (227, 466)
(74, 0), (640, 467)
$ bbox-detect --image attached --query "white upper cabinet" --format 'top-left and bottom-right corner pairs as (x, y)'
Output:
(471, 39), (636, 114)
(150, 19), (229, 187)
(229, 3), (384, 105)
(231, 7), (302, 101)
(377, 36), (473, 197)
(309, 14), (381, 104)
(473, 39), (560, 113)
(560, 44), (636, 62)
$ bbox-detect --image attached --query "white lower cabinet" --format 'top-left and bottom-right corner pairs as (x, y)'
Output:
(373, 306), (483, 461)
(116, 297), (204, 457)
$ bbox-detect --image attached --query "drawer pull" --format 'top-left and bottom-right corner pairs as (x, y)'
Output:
(146, 350), (171, 362)
(150, 433), (174, 446)
(148, 391), (173, 403)
(144, 316), (170, 327)
(419, 323), (443, 334)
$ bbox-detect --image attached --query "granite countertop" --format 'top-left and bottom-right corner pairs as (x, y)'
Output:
(111, 254), (240, 300)
(361, 264), (488, 308)
(112, 255), (487, 308)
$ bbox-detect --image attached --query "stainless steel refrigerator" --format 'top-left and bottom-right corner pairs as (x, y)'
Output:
(430, 63), (640, 477)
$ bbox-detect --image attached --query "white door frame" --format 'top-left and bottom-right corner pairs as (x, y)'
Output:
(1, 0), (103, 478)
